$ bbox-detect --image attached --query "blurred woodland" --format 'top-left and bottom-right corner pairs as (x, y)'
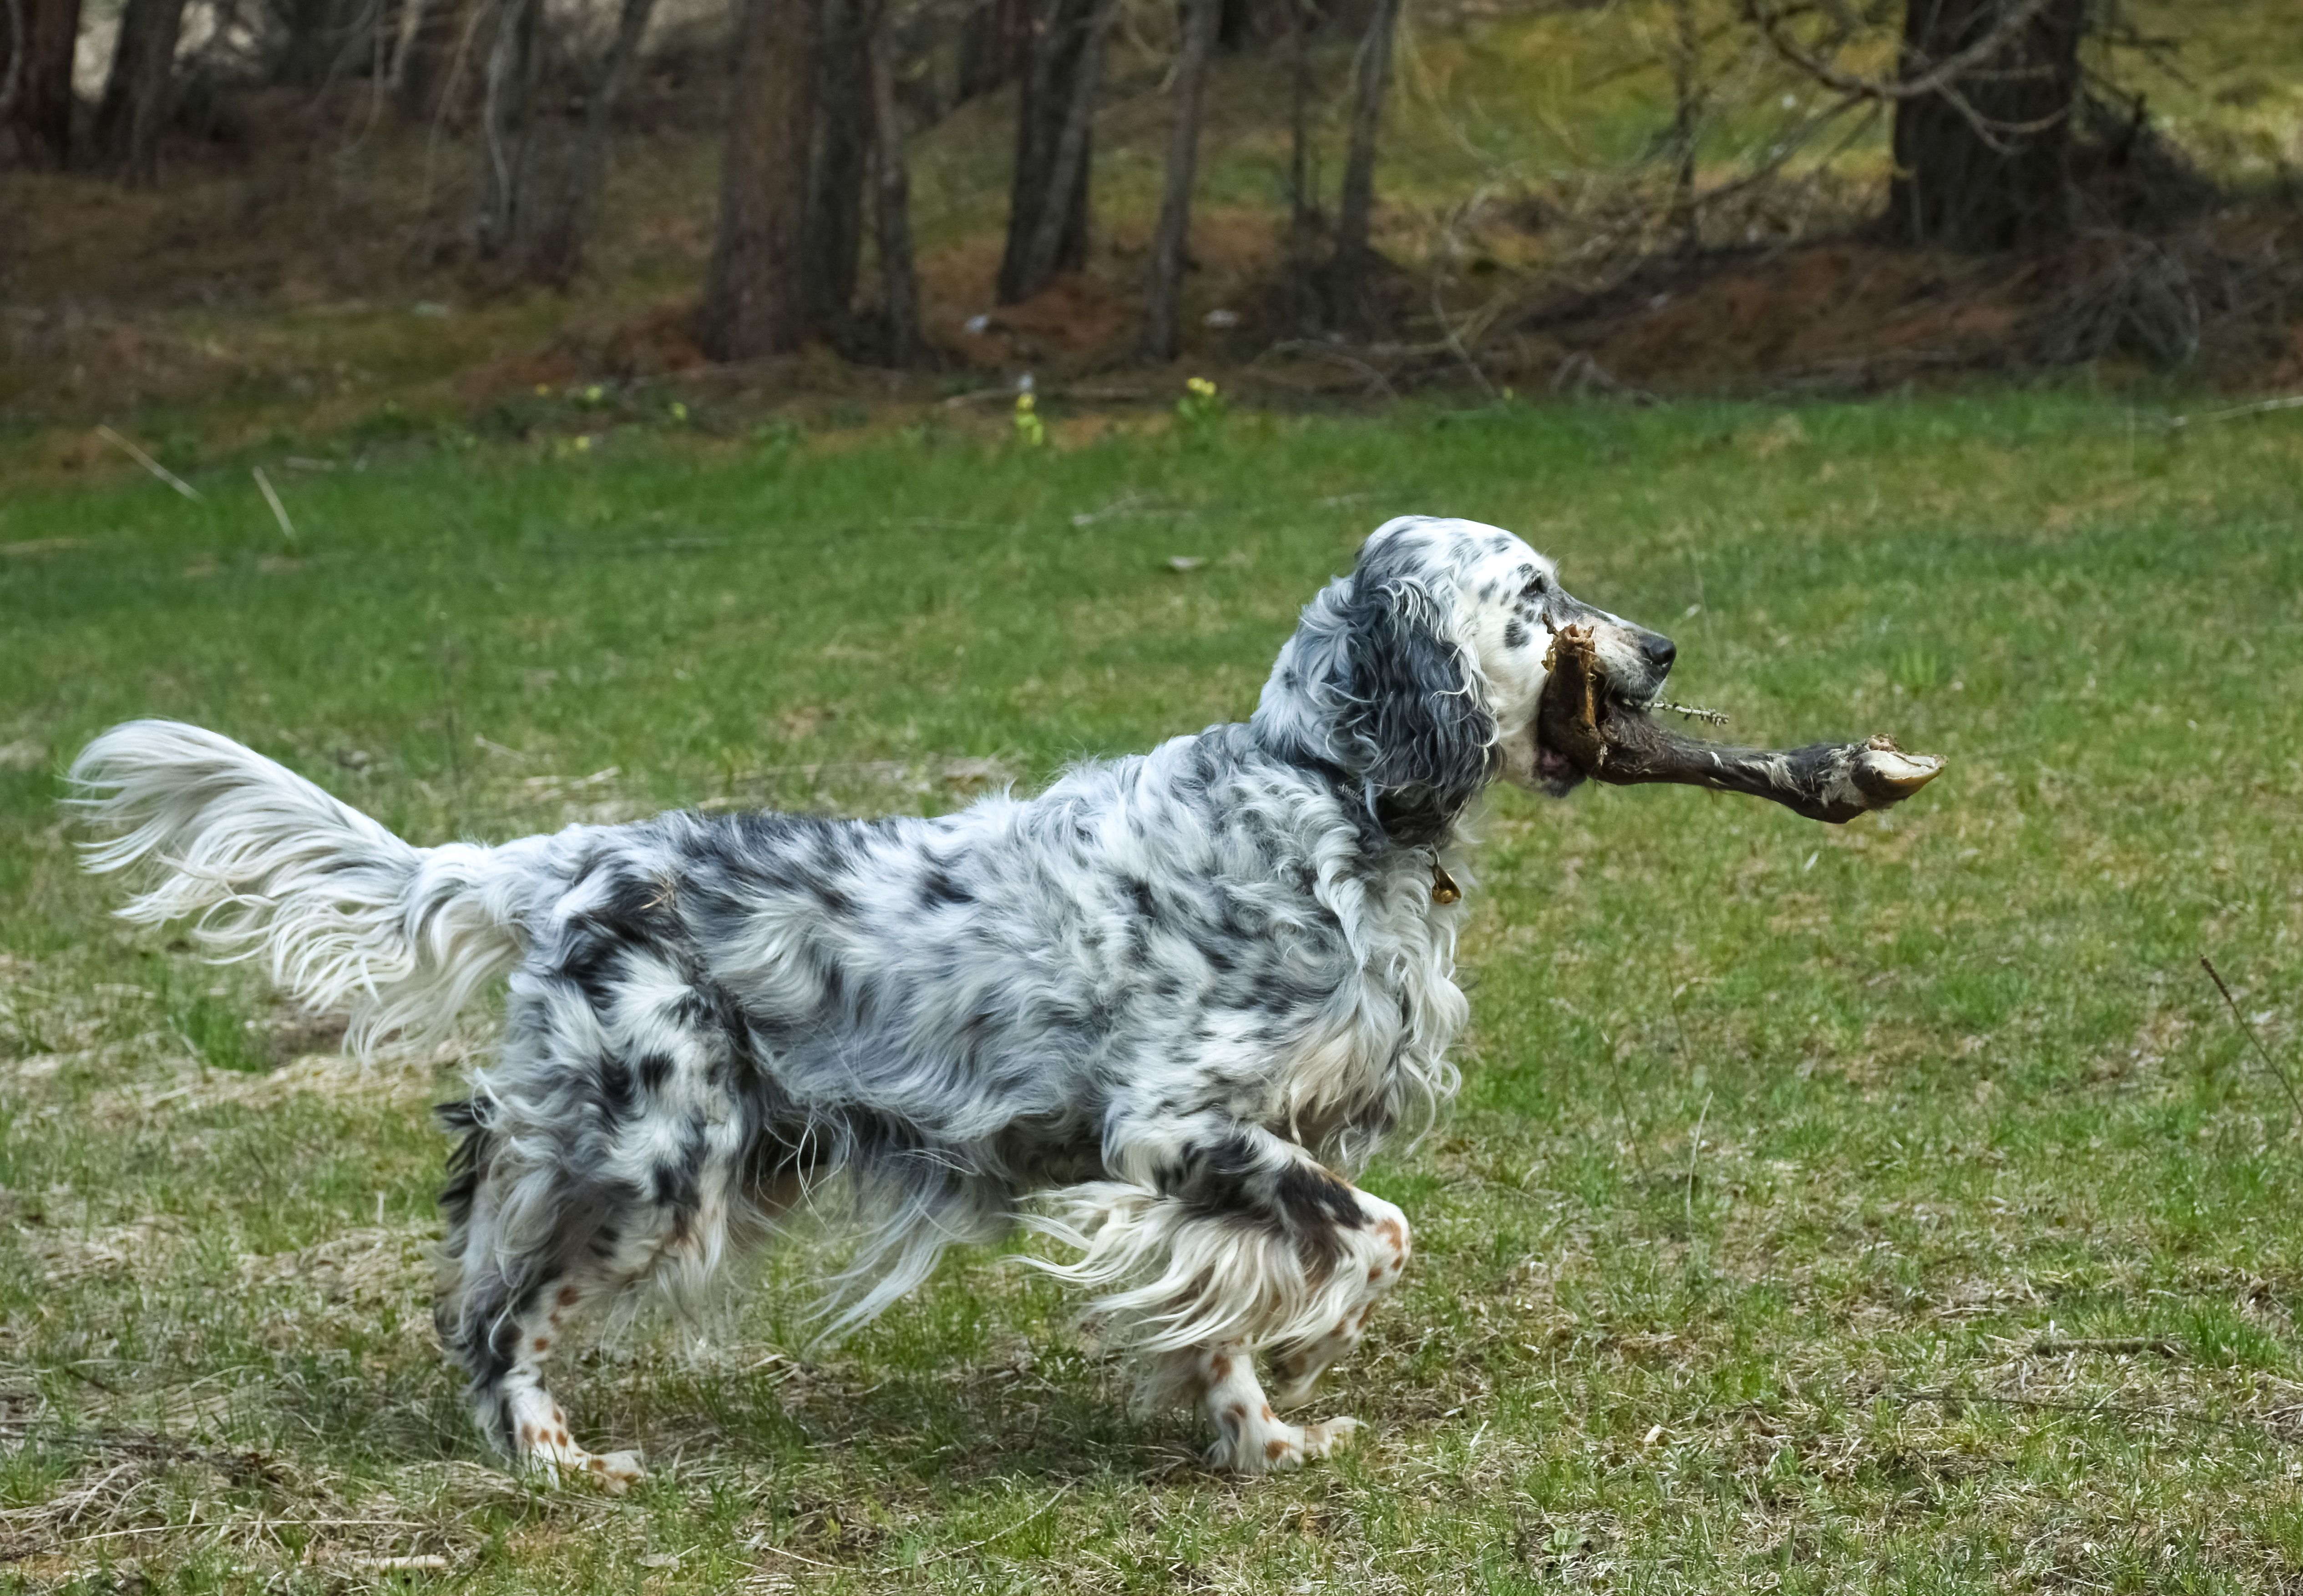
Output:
(3, 0), (2300, 456)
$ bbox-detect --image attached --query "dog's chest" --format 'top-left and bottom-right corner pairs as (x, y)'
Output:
(1249, 875), (1468, 1149)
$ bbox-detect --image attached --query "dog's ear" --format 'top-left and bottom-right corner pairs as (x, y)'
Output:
(1338, 574), (1499, 847)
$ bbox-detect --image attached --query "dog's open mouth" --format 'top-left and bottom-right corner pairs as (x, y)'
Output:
(1531, 737), (1582, 790)
(1534, 624), (1944, 824)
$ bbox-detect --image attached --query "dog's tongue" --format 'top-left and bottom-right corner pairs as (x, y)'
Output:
(1536, 625), (1943, 825)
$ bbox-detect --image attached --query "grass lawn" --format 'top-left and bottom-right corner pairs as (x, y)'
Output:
(4, 395), (2303, 1592)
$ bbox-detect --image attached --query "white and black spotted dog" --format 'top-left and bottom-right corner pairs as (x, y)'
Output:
(69, 516), (1675, 1486)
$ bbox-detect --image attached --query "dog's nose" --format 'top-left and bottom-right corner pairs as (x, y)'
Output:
(1640, 631), (1676, 677)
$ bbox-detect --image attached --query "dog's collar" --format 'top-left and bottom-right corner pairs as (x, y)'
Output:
(1430, 858), (1461, 905)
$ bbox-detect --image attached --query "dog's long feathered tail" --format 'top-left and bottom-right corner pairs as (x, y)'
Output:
(69, 720), (529, 1050)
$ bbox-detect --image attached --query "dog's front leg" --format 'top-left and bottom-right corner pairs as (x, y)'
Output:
(1038, 1117), (1411, 1474)
(1160, 1338), (1361, 1474)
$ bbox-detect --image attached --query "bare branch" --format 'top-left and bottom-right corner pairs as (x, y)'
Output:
(1742, 0), (2057, 104)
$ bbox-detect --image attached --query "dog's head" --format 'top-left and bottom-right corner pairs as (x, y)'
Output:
(1253, 516), (1675, 845)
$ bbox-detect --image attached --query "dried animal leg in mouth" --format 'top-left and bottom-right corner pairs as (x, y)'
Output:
(1536, 625), (1944, 825)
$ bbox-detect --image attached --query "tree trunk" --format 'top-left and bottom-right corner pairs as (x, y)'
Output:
(1276, 0), (1324, 330)
(393, 0), (482, 121)
(1141, 0), (1217, 362)
(1213, 0), (1260, 49)
(1285, 0), (1312, 236)
(92, 0), (189, 183)
(1324, 0), (1399, 329)
(1883, 0), (2087, 251)
(473, 0), (542, 258)
(802, 0), (874, 337)
(996, 0), (1107, 305)
(1665, 0), (1700, 251)
(279, 0), (371, 87)
(3, 0), (80, 166)
(521, 0), (656, 283)
(700, 0), (815, 360)
(866, 22), (917, 366)
(955, 0), (1025, 105)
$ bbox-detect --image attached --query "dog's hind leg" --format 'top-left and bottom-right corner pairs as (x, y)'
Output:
(434, 1111), (654, 1491)
(461, 1265), (645, 1490)
(433, 884), (787, 1489)
(434, 1059), (761, 1489)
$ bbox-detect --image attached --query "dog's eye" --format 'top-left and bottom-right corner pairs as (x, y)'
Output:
(1523, 574), (1550, 596)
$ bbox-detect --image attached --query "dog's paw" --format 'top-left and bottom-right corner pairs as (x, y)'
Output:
(582, 1450), (647, 1494)
(531, 1446), (646, 1495)
(1215, 1415), (1360, 1475)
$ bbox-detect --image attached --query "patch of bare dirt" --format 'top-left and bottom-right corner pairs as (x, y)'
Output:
(1490, 209), (2303, 397)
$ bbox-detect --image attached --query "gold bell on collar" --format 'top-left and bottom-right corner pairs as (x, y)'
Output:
(1430, 862), (1461, 905)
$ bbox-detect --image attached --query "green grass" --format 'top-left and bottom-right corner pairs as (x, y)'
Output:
(4, 394), (2303, 1591)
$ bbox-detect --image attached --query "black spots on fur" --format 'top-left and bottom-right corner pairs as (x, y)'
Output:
(1272, 1161), (1363, 1237)
(1119, 875), (1163, 960)
(844, 973), (882, 1031)
(688, 810), (870, 917)
(1127, 876), (1159, 923)
(559, 938), (623, 1015)
(918, 868), (972, 909)
(558, 867), (681, 1014)
(1503, 620), (1529, 651)
(1160, 1135), (1362, 1268)
(954, 1008), (996, 1058)
(670, 986), (718, 1033)
(577, 870), (679, 959)
(597, 1055), (639, 1123)
(435, 1096), (488, 1136)
(436, 1097), (495, 1229)
(1159, 1132), (1265, 1217)
(653, 1157), (700, 1213)
(678, 976), (755, 1070)
(637, 1051), (673, 1096)
(721, 808), (845, 855)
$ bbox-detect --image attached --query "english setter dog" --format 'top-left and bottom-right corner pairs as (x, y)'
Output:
(70, 516), (1675, 1485)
